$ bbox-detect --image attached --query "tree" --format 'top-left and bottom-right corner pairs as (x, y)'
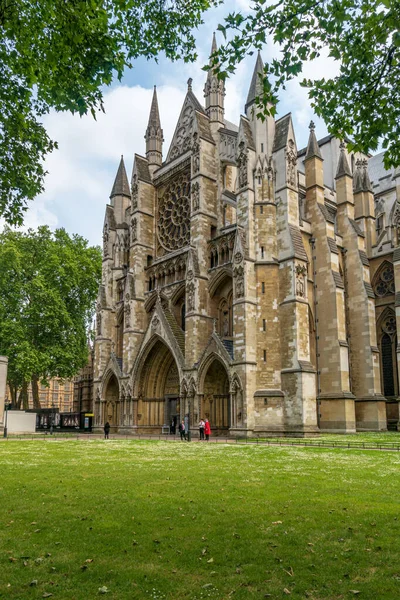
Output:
(0, 226), (102, 408)
(0, 0), (216, 225)
(213, 0), (400, 168)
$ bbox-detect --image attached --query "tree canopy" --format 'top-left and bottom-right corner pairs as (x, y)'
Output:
(0, 226), (101, 408)
(0, 0), (216, 225)
(213, 0), (400, 168)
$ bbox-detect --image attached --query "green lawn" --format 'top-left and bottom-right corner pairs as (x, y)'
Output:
(1, 440), (400, 599)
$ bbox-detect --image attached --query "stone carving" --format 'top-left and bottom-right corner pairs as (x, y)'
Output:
(103, 223), (109, 257)
(192, 132), (200, 175)
(295, 264), (307, 298)
(233, 265), (244, 298)
(236, 141), (248, 189)
(157, 171), (190, 252)
(186, 277), (195, 312)
(191, 181), (200, 211)
(286, 139), (297, 188)
(96, 312), (102, 336)
(131, 218), (137, 242)
(219, 132), (236, 162)
(131, 174), (138, 209)
(151, 315), (160, 330)
(374, 264), (395, 297)
(170, 103), (194, 160)
(234, 251), (243, 264)
(124, 294), (131, 326)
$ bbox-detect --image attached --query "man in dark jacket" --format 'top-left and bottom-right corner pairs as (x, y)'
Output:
(104, 421), (110, 440)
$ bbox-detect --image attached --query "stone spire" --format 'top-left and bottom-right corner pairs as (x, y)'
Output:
(305, 121), (323, 161)
(245, 51), (264, 113)
(204, 33), (225, 126)
(335, 141), (352, 179)
(361, 158), (373, 192)
(145, 86), (163, 173)
(110, 156), (131, 200)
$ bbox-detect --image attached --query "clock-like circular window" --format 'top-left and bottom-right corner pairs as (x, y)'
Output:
(157, 172), (191, 252)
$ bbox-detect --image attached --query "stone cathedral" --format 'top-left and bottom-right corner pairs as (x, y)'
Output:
(93, 36), (400, 436)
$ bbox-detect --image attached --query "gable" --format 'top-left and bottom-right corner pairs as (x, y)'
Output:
(167, 91), (207, 162)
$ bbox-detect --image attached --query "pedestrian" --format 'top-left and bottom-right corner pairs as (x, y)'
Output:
(178, 420), (186, 441)
(199, 418), (205, 440)
(104, 421), (110, 440)
(204, 418), (211, 441)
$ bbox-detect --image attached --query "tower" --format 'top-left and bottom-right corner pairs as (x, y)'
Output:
(145, 86), (163, 174)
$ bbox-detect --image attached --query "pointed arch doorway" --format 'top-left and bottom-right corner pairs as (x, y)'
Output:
(137, 339), (181, 432)
(201, 358), (230, 432)
(103, 374), (119, 426)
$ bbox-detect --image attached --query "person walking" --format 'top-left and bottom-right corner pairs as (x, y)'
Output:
(199, 418), (205, 441)
(179, 420), (186, 441)
(204, 418), (211, 441)
(104, 421), (110, 440)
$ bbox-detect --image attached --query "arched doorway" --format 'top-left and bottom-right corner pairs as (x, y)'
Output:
(103, 374), (119, 426)
(137, 339), (180, 432)
(201, 358), (230, 431)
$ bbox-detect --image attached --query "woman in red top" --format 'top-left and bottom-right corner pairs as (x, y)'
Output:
(204, 419), (211, 441)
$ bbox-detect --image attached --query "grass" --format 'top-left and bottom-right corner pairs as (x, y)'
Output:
(1, 440), (400, 599)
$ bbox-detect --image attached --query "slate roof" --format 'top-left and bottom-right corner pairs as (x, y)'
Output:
(110, 156), (131, 199)
(332, 271), (344, 289)
(272, 114), (291, 153)
(240, 116), (255, 150)
(289, 224), (308, 261)
(245, 52), (264, 112)
(135, 154), (152, 183)
(305, 123), (323, 161)
(327, 237), (339, 254)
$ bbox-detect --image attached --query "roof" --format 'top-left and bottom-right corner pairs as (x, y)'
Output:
(134, 154), (152, 183)
(223, 118), (239, 133)
(335, 144), (352, 178)
(368, 151), (396, 194)
(305, 122), (323, 161)
(110, 156), (131, 199)
(240, 116), (255, 150)
(272, 113), (291, 153)
(245, 52), (264, 112)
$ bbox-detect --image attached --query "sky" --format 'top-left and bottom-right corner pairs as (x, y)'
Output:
(17, 0), (339, 247)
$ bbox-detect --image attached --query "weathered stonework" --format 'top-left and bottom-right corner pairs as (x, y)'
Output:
(93, 41), (399, 436)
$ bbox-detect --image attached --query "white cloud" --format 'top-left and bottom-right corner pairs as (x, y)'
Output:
(12, 9), (339, 246)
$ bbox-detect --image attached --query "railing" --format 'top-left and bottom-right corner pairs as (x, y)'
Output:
(2, 432), (400, 451)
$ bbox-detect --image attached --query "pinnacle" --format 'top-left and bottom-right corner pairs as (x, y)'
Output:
(148, 86), (161, 128)
(245, 51), (264, 112)
(211, 31), (217, 56)
(335, 141), (352, 179)
(110, 156), (131, 199)
(305, 121), (323, 161)
(362, 158), (373, 193)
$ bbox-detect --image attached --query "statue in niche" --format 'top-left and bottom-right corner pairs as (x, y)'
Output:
(237, 141), (248, 189)
(131, 174), (138, 209)
(131, 218), (137, 242)
(192, 132), (200, 174)
(103, 224), (109, 256)
(286, 139), (297, 187)
(295, 264), (307, 298)
(222, 311), (229, 337)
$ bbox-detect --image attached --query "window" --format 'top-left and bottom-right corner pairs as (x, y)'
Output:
(261, 143), (264, 153)
(261, 246), (264, 259)
(263, 350), (267, 362)
(260, 205), (263, 214)
(261, 282), (265, 294)
(263, 319), (266, 332)
(181, 303), (186, 331)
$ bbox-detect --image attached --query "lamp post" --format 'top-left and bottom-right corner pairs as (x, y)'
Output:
(3, 399), (10, 438)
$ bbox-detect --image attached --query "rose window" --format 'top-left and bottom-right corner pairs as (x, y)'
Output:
(157, 172), (190, 251)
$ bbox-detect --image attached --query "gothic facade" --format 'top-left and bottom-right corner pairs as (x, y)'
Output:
(93, 37), (400, 435)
